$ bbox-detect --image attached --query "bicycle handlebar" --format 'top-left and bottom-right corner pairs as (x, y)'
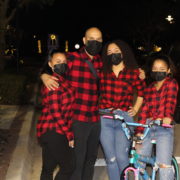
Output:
(100, 112), (173, 140)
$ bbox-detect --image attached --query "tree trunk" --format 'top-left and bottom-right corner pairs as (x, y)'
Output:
(0, 29), (6, 55)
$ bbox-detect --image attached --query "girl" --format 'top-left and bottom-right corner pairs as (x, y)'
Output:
(136, 54), (179, 180)
(37, 49), (75, 180)
(99, 39), (146, 180)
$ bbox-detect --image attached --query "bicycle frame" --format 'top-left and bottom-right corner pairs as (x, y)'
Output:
(100, 112), (175, 180)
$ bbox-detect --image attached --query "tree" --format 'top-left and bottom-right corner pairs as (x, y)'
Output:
(125, 0), (179, 56)
(0, 0), (55, 55)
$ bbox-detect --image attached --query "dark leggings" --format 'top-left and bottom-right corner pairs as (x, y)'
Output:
(39, 131), (75, 180)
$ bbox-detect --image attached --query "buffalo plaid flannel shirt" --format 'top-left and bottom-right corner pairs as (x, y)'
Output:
(136, 77), (179, 133)
(66, 48), (102, 122)
(99, 68), (146, 111)
(37, 75), (75, 141)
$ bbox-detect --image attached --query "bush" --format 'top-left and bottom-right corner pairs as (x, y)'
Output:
(0, 73), (27, 105)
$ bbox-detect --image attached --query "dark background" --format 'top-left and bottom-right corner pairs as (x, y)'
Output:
(10, 0), (180, 65)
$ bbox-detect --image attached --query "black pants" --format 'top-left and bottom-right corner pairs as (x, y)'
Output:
(39, 131), (75, 180)
(70, 121), (101, 180)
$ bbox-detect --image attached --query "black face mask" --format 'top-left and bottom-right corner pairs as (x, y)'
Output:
(54, 63), (68, 76)
(108, 53), (123, 65)
(85, 40), (102, 56)
(151, 71), (167, 81)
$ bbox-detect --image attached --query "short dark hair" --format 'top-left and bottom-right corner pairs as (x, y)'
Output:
(102, 39), (138, 74)
(47, 48), (65, 61)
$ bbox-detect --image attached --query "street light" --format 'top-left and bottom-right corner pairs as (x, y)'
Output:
(75, 44), (80, 49)
(165, 15), (175, 24)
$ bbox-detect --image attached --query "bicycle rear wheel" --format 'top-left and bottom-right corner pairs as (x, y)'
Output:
(172, 156), (179, 180)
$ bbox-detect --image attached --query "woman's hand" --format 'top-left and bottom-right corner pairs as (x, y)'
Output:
(41, 74), (59, 90)
(69, 140), (74, 148)
(128, 106), (137, 117)
(139, 68), (146, 80)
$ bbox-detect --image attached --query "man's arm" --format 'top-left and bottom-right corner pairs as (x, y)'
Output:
(40, 73), (59, 90)
(39, 61), (59, 90)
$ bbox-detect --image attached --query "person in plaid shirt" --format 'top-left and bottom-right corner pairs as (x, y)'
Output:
(41, 27), (103, 180)
(99, 39), (146, 179)
(37, 49), (75, 180)
(136, 54), (179, 180)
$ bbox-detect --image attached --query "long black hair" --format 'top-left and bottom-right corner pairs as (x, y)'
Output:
(102, 39), (138, 74)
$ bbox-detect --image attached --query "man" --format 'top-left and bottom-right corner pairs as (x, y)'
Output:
(41, 27), (103, 180)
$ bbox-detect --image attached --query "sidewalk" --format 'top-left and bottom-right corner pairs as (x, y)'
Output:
(31, 109), (108, 180)
(0, 82), (39, 180)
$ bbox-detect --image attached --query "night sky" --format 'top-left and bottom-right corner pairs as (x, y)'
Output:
(17, 0), (180, 54)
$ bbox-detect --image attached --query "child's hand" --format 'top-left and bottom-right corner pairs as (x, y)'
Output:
(69, 140), (74, 148)
(162, 117), (172, 125)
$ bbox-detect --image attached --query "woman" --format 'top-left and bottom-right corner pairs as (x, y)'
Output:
(136, 54), (179, 180)
(99, 39), (146, 179)
(37, 49), (75, 180)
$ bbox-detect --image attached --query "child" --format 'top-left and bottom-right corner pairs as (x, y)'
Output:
(136, 54), (179, 180)
(36, 49), (75, 180)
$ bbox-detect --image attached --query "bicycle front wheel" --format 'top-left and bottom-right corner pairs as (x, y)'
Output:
(172, 156), (179, 180)
(122, 170), (139, 180)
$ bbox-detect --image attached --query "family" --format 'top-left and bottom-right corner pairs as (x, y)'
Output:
(36, 27), (179, 180)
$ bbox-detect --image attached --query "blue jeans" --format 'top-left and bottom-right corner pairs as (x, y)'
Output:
(100, 109), (134, 180)
(139, 124), (174, 180)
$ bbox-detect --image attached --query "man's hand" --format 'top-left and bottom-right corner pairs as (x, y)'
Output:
(139, 68), (146, 80)
(41, 74), (59, 90)
(69, 140), (74, 148)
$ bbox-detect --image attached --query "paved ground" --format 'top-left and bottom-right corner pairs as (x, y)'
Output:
(31, 109), (180, 180)
(1, 104), (180, 180)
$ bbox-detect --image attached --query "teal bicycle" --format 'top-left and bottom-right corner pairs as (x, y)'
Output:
(100, 112), (179, 180)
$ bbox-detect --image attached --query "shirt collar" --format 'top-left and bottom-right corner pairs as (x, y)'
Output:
(151, 77), (171, 89)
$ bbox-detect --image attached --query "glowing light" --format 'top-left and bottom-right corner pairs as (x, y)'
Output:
(75, 44), (80, 49)
(50, 34), (56, 40)
(138, 46), (145, 51)
(38, 40), (42, 54)
(166, 15), (174, 23)
(65, 40), (68, 52)
(153, 45), (162, 52)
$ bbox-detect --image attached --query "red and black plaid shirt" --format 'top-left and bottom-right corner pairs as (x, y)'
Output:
(37, 74), (75, 141)
(66, 47), (102, 122)
(137, 77), (179, 133)
(99, 68), (146, 110)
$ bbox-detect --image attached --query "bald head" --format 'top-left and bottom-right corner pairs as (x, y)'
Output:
(85, 27), (102, 37)
(83, 27), (103, 45)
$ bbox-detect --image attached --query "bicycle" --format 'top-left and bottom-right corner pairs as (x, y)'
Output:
(99, 111), (179, 180)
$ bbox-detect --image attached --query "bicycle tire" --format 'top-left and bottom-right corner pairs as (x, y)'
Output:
(172, 156), (179, 180)
(122, 169), (139, 180)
